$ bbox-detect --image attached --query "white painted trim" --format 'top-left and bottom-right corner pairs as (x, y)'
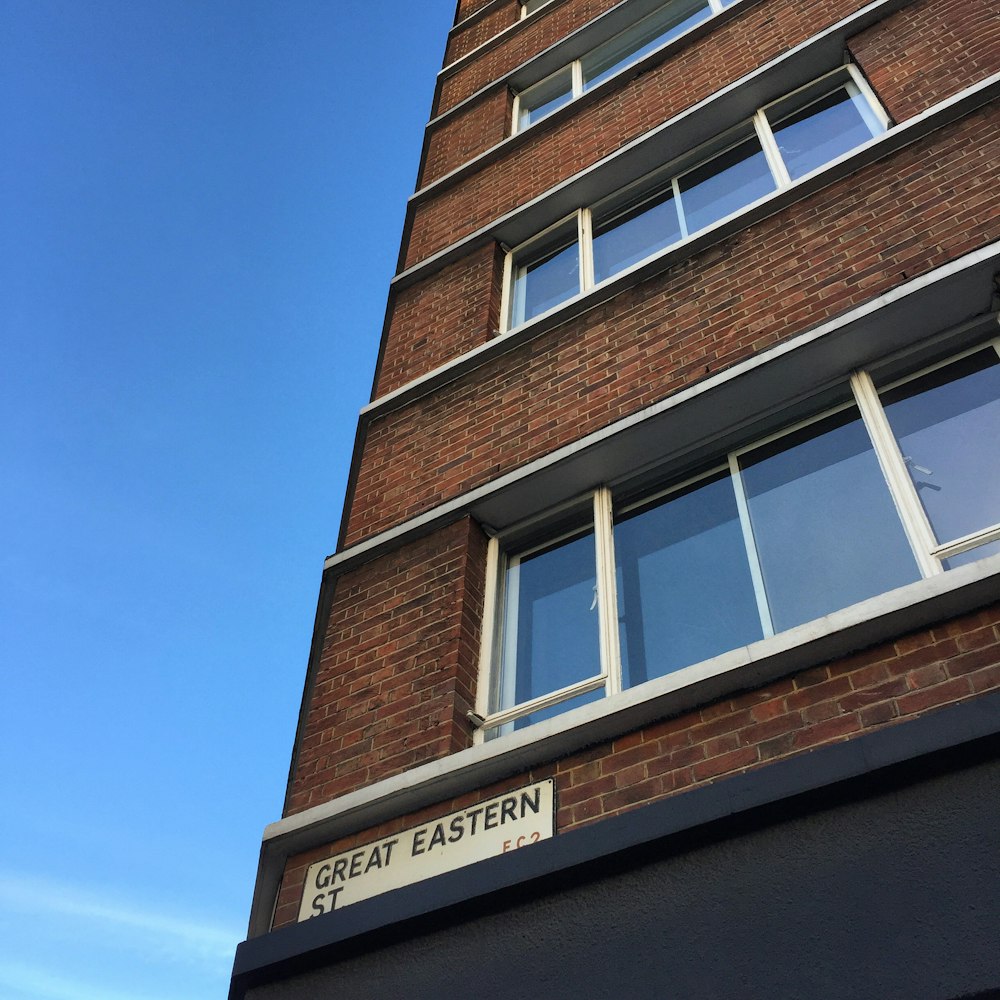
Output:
(498, 248), (514, 335)
(482, 674), (607, 731)
(754, 108), (791, 190)
(594, 486), (623, 697)
(846, 63), (890, 131)
(850, 369), (941, 579)
(474, 537), (502, 730)
(578, 207), (595, 292)
(521, 0), (557, 20)
(933, 523), (1000, 561)
(729, 452), (775, 638)
(499, 550), (520, 719)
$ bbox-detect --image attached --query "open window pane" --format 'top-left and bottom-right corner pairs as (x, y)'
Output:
(677, 134), (776, 235)
(770, 84), (883, 181)
(614, 472), (763, 686)
(943, 538), (1000, 570)
(581, 0), (711, 91)
(592, 186), (682, 283)
(739, 407), (920, 632)
(521, 0), (551, 15)
(497, 529), (601, 716)
(518, 67), (574, 129)
(880, 349), (1000, 547)
(512, 232), (580, 326)
(509, 686), (603, 733)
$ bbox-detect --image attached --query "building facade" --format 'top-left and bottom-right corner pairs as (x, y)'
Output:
(231, 0), (1000, 996)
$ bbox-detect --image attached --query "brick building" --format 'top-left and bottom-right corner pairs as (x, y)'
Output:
(230, 0), (1000, 996)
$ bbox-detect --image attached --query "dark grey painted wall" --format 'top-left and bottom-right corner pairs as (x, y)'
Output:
(247, 757), (999, 1000)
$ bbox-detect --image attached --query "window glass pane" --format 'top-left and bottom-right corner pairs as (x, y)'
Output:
(518, 68), (574, 129)
(739, 407), (920, 632)
(770, 85), (881, 181)
(592, 186), (682, 283)
(614, 472), (763, 686)
(497, 529), (601, 713)
(678, 135), (776, 235)
(513, 236), (580, 326)
(581, 0), (711, 91)
(880, 349), (1000, 546)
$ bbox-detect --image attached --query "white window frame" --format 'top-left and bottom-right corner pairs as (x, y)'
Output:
(513, 0), (735, 132)
(503, 210), (588, 331)
(474, 339), (1000, 741)
(504, 64), (887, 332)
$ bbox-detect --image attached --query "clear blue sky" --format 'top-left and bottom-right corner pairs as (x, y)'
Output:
(0, 2), (455, 997)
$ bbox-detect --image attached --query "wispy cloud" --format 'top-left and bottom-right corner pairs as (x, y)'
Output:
(0, 871), (240, 971)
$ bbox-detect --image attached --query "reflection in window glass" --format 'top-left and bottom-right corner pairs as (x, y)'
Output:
(582, 0), (711, 91)
(592, 188), (682, 283)
(518, 68), (574, 129)
(498, 529), (601, 716)
(881, 350), (1000, 547)
(614, 472), (763, 686)
(740, 407), (919, 632)
(513, 237), (580, 325)
(770, 85), (882, 181)
(678, 135), (776, 235)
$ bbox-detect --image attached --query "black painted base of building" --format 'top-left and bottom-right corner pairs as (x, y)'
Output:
(232, 695), (1000, 1000)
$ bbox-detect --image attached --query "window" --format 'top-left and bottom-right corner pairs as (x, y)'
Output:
(477, 343), (1000, 738)
(515, 0), (731, 130)
(505, 67), (888, 330)
(521, 0), (554, 18)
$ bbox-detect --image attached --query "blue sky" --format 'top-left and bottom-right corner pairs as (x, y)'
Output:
(0, 2), (455, 997)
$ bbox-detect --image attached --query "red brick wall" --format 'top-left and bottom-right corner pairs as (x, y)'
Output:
(269, 0), (1000, 942)
(375, 243), (503, 399)
(271, 601), (1000, 929)
(457, 0), (505, 22)
(348, 101), (1000, 543)
(446, 2), (520, 64)
(849, 0), (1000, 124)
(420, 84), (512, 189)
(438, 0), (622, 114)
(284, 518), (488, 817)
(409, 0), (1000, 269)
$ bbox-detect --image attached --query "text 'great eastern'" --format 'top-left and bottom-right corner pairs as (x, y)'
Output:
(298, 779), (555, 920)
